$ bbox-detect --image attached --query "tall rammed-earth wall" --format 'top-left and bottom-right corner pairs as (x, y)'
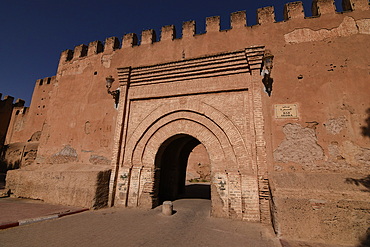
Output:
(31, 0), (370, 167)
(5, 0), (370, 245)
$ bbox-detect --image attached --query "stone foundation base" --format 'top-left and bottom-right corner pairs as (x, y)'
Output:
(270, 172), (370, 245)
(6, 163), (111, 209)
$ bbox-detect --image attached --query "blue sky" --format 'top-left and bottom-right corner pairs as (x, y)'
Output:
(0, 0), (343, 105)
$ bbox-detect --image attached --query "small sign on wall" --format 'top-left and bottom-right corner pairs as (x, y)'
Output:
(275, 104), (298, 119)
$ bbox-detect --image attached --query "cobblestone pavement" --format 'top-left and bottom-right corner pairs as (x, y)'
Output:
(0, 198), (281, 247)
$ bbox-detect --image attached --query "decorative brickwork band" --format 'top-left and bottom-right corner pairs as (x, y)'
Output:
(108, 67), (131, 206)
(246, 45), (271, 223)
(245, 46), (265, 72)
(110, 47), (269, 220)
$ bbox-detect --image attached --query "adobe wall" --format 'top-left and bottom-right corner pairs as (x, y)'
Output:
(0, 96), (29, 173)
(6, 163), (111, 208)
(5, 76), (55, 144)
(186, 144), (211, 181)
(0, 142), (39, 180)
(2, 78), (54, 172)
(32, 0), (368, 167)
(0, 94), (15, 147)
(5, 0), (370, 245)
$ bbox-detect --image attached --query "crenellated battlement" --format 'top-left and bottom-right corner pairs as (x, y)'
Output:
(284, 1), (305, 20)
(36, 76), (56, 86)
(257, 6), (276, 24)
(206, 16), (221, 33)
(231, 11), (247, 28)
(13, 99), (25, 108)
(0, 94), (26, 109)
(0, 94), (14, 103)
(342, 0), (370, 10)
(141, 29), (156, 45)
(58, 0), (369, 64)
(161, 25), (176, 41)
(312, 0), (337, 16)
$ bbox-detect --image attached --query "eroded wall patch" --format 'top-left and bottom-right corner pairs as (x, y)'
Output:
(51, 145), (78, 164)
(325, 116), (347, 134)
(284, 17), (370, 44)
(274, 123), (324, 164)
(89, 155), (110, 166)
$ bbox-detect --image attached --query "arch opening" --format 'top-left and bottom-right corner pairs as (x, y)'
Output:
(154, 134), (211, 205)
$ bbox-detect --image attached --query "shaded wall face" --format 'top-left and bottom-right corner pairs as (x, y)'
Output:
(0, 97), (14, 146)
(0, 142), (39, 173)
(155, 135), (200, 203)
(186, 143), (211, 182)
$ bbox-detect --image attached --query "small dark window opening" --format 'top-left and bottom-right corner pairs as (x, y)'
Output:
(47, 78), (51, 84)
(39, 79), (43, 86)
(94, 71), (98, 75)
(15, 110), (20, 115)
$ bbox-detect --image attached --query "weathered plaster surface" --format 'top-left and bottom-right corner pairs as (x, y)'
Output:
(325, 116), (347, 134)
(51, 145), (78, 164)
(273, 123), (324, 164)
(284, 17), (370, 43)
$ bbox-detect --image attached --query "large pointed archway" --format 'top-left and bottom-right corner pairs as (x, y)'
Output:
(109, 47), (270, 222)
(111, 99), (262, 220)
(154, 134), (210, 204)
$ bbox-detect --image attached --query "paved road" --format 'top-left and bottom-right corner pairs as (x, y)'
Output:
(0, 198), (281, 247)
(0, 197), (85, 225)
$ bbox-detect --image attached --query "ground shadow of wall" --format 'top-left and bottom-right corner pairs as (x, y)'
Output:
(345, 175), (370, 192)
(357, 228), (370, 247)
(361, 108), (370, 138)
(345, 175), (370, 247)
(350, 108), (370, 246)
